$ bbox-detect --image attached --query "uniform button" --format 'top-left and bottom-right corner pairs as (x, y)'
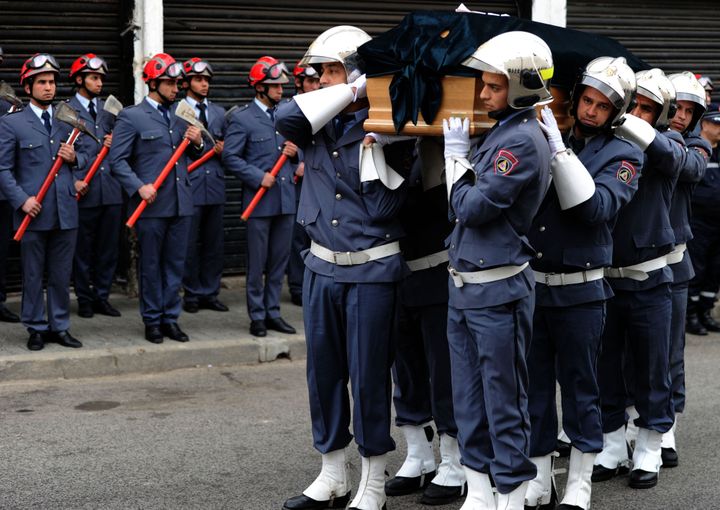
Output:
(50, 140), (54, 144)
(586, 262), (591, 267)
(479, 259), (484, 265)
(176, 177), (180, 181)
(29, 144), (32, 148)
(455, 218), (459, 223)
(336, 172), (341, 178)
(278, 146), (282, 151)
(169, 130), (173, 134)
(537, 252), (543, 258)
(331, 219), (339, 227)
(311, 140), (315, 145)
(206, 170), (210, 174)
(173, 145), (177, 149)
(450, 244), (455, 249)
(332, 151), (339, 158)
(539, 225), (546, 232)
(100, 166), (104, 171)
(651, 244), (656, 248)
(275, 131), (280, 135)
(281, 177), (285, 181)
(335, 193), (342, 200)
(300, 219), (305, 225)
(385, 234), (390, 239)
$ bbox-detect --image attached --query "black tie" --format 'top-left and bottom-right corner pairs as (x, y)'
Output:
(197, 103), (208, 129)
(88, 101), (97, 122)
(267, 107), (275, 123)
(569, 136), (585, 154)
(41, 110), (51, 134)
(158, 104), (170, 126)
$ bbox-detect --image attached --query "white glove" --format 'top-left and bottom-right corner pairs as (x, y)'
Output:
(538, 106), (565, 155)
(349, 74), (367, 101)
(614, 114), (657, 151)
(443, 117), (470, 158)
(364, 132), (416, 147)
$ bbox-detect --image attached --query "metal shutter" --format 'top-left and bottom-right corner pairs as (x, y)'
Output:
(163, 0), (520, 275)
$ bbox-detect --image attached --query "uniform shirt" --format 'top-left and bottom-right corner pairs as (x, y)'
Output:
(530, 132), (643, 307)
(447, 108), (551, 309)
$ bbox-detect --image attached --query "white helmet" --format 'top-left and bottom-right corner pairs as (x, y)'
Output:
(635, 68), (676, 129)
(668, 71), (707, 132)
(461, 31), (554, 109)
(575, 56), (636, 127)
(299, 25), (371, 82)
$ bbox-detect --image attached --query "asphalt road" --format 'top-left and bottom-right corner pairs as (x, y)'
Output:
(0, 332), (719, 509)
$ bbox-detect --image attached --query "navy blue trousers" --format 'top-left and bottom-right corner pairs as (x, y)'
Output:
(447, 296), (536, 494)
(73, 204), (122, 303)
(0, 200), (11, 303)
(687, 214), (720, 312)
(21, 228), (77, 332)
(598, 284), (674, 434)
(287, 217), (309, 298)
(183, 204), (225, 303)
(135, 216), (191, 326)
(669, 281), (688, 413)
(303, 270), (397, 457)
(245, 214), (294, 321)
(393, 302), (457, 437)
(528, 302), (605, 457)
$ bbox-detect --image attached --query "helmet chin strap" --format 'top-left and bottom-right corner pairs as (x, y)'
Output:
(149, 80), (173, 106)
(257, 84), (279, 106)
(80, 76), (100, 99)
(575, 118), (608, 137)
(488, 106), (514, 121)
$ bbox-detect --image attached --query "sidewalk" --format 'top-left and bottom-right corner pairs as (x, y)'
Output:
(0, 277), (307, 383)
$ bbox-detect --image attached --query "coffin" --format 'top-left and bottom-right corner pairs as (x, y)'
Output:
(364, 75), (572, 136)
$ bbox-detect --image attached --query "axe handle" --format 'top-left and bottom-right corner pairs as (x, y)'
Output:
(14, 128), (82, 242)
(76, 145), (110, 200)
(187, 148), (216, 173)
(126, 138), (192, 228)
(241, 154), (288, 221)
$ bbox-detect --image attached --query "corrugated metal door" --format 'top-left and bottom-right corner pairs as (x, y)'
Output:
(567, 1), (718, 103)
(0, 0), (133, 291)
(163, 0), (521, 275)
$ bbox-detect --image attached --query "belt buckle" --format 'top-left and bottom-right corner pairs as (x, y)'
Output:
(333, 251), (354, 266)
(448, 266), (464, 288)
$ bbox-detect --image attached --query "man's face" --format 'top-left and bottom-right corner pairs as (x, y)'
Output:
(670, 100), (695, 133)
(701, 120), (720, 145)
(259, 83), (283, 103)
(25, 72), (56, 104)
(576, 86), (614, 128)
(706, 91), (713, 105)
(479, 72), (509, 112)
(78, 72), (104, 96)
(319, 62), (347, 88)
(157, 78), (179, 102)
(630, 94), (660, 125)
(189, 76), (210, 99)
(302, 76), (320, 93)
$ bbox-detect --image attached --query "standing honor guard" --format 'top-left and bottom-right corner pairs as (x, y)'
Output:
(109, 53), (203, 344)
(180, 57), (229, 314)
(525, 56), (642, 510)
(68, 53), (123, 319)
(223, 56), (297, 337)
(0, 54), (88, 350)
(441, 32), (552, 509)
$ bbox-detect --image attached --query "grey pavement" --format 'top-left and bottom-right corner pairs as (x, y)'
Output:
(0, 277), (307, 383)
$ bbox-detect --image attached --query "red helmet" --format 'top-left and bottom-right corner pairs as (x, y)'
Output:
(20, 53), (60, 85)
(69, 53), (108, 79)
(183, 57), (214, 78)
(293, 62), (318, 79)
(142, 53), (183, 82)
(248, 56), (289, 87)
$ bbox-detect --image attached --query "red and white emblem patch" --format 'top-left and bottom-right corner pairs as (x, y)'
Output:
(494, 149), (519, 175)
(616, 161), (636, 184)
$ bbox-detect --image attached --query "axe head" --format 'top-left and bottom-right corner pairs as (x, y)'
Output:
(55, 103), (101, 144)
(103, 94), (124, 116)
(0, 81), (22, 107)
(175, 100), (216, 145)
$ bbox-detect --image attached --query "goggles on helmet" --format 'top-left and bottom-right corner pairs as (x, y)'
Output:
(29, 53), (60, 71)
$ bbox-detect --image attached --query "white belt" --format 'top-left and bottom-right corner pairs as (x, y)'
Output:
(310, 240), (400, 266)
(604, 254), (668, 281)
(406, 250), (449, 272)
(449, 262), (529, 288)
(533, 268), (605, 287)
(666, 243), (687, 265)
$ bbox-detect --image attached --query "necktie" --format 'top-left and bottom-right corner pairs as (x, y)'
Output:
(333, 116), (343, 140)
(267, 107), (275, 122)
(158, 104), (170, 126)
(569, 136), (585, 154)
(41, 110), (52, 134)
(88, 101), (97, 122)
(197, 103), (208, 129)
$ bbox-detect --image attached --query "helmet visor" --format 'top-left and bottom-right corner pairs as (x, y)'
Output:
(266, 62), (289, 80)
(86, 56), (108, 74)
(30, 53), (59, 70)
(164, 62), (184, 79)
(581, 75), (624, 110)
(189, 60), (213, 75)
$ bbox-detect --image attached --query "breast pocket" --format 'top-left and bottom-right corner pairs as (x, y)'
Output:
(140, 129), (164, 144)
(19, 139), (45, 165)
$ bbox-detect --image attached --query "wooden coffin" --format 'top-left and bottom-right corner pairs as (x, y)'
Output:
(364, 75), (572, 135)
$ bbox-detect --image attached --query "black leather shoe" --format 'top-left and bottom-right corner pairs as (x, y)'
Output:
(283, 491), (351, 510)
(53, 330), (83, 348)
(700, 310), (720, 332)
(78, 301), (94, 318)
(145, 325), (164, 344)
(556, 505), (584, 509)
(386, 470), (436, 496)
(0, 303), (20, 323)
(291, 293), (303, 306)
(420, 482), (465, 505)
(27, 331), (45, 351)
(161, 323), (189, 342)
(661, 447), (679, 468)
(592, 463), (629, 482)
(199, 298), (229, 312)
(266, 316), (296, 334)
(628, 469), (658, 489)
(686, 312), (708, 335)
(183, 301), (199, 313)
(93, 299), (121, 317)
(250, 319), (267, 337)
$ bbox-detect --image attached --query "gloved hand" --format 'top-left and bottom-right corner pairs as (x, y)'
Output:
(614, 113), (656, 151)
(443, 117), (470, 158)
(349, 74), (367, 101)
(538, 106), (566, 155)
(363, 132), (416, 147)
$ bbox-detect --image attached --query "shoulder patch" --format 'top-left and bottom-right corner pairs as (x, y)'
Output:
(616, 160), (637, 184)
(494, 149), (519, 175)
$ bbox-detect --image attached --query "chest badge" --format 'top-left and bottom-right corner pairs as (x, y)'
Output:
(616, 160), (637, 184)
(494, 149), (519, 176)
